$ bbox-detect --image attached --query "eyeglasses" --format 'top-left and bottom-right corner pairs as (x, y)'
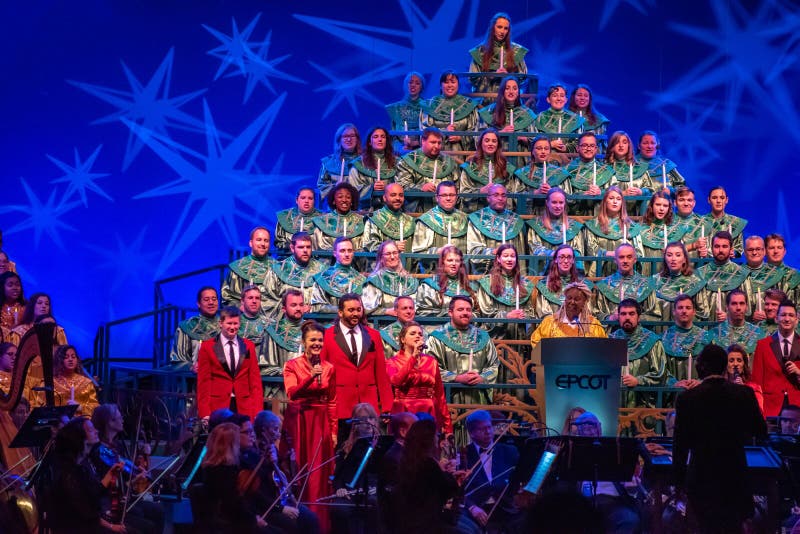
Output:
(384, 251), (400, 257)
(578, 144), (597, 149)
(341, 134), (357, 139)
(437, 193), (457, 198)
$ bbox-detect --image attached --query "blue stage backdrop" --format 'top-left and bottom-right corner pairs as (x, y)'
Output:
(1, 1), (798, 358)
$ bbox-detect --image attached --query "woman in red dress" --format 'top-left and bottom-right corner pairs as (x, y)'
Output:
(283, 320), (337, 531)
(386, 321), (453, 435)
(727, 343), (764, 415)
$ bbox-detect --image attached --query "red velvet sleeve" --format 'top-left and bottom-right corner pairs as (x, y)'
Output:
(246, 341), (264, 420)
(432, 358), (453, 434)
(372, 331), (394, 413)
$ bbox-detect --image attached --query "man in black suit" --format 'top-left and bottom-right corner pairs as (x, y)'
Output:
(460, 410), (524, 533)
(673, 344), (767, 533)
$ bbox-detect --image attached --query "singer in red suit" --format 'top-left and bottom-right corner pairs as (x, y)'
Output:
(197, 306), (264, 421)
(752, 300), (800, 416)
(283, 320), (337, 531)
(386, 321), (452, 435)
(320, 293), (393, 434)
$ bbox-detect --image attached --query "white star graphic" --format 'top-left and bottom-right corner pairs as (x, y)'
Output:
(68, 48), (207, 170)
(127, 95), (288, 275)
(48, 145), (112, 207)
(0, 179), (80, 248)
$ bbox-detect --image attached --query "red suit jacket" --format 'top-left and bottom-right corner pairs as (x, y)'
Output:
(197, 335), (264, 421)
(752, 333), (800, 416)
(320, 322), (393, 419)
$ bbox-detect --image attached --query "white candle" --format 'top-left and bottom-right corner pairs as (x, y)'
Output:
(558, 116), (562, 133)
(299, 217), (304, 232)
(664, 226), (668, 250)
(716, 288), (722, 311)
(488, 161), (494, 183)
(728, 223), (732, 235)
(449, 108), (454, 127)
(661, 163), (667, 189)
(499, 47), (504, 69)
(592, 160), (597, 186)
(562, 223), (567, 245)
(629, 163), (633, 182)
(502, 223), (506, 244)
(404, 120), (408, 133)
(542, 161), (548, 185)
(687, 354), (693, 381)
(348, 280), (353, 293)
(447, 222), (452, 245)
(510, 108), (514, 129)
(757, 288), (763, 312)
(701, 226), (705, 239)
(619, 283), (624, 302)
(468, 349), (474, 372)
(343, 218), (348, 237)
(377, 158), (381, 181)
(579, 111), (584, 134)
(623, 224), (627, 243)
(70, 386), (75, 402)
(515, 286), (520, 310)
(624, 362), (629, 377)
(300, 280), (305, 299)
(399, 219), (404, 241)
(433, 160), (438, 181)
(340, 158), (345, 182)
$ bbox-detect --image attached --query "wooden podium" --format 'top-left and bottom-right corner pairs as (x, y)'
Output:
(532, 338), (627, 436)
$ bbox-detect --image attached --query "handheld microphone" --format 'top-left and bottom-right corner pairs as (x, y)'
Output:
(311, 354), (322, 386)
(732, 369), (741, 383)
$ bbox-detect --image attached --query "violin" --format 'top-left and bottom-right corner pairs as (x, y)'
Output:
(97, 444), (139, 475)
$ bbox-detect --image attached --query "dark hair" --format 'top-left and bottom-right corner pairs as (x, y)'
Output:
(765, 233), (786, 249)
(659, 242), (693, 277)
(568, 83), (600, 126)
(398, 320), (422, 352)
(363, 126), (397, 169)
(21, 292), (52, 325)
(778, 300), (797, 315)
(725, 288), (747, 307)
(281, 288), (303, 308)
(248, 226), (270, 241)
(421, 126), (443, 141)
(726, 344), (753, 381)
(764, 288), (788, 303)
(711, 230), (733, 248)
(0, 272), (24, 306)
(301, 320), (325, 339)
(54, 416), (91, 462)
(326, 183), (359, 214)
(196, 286), (217, 303)
(400, 419), (438, 472)
(604, 131), (634, 165)
(489, 244), (527, 298)
(544, 244), (580, 294)
(436, 180), (457, 195)
(617, 298), (641, 315)
(672, 293), (695, 309)
(697, 344), (727, 377)
(219, 306), (241, 320)
(643, 191), (674, 225)
(448, 295), (473, 312)
(707, 185), (727, 198)
(435, 245), (475, 306)
(492, 76), (521, 127)
(290, 231), (312, 247)
(674, 185), (695, 199)
(53, 344), (84, 376)
(438, 69), (459, 87)
(296, 187), (315, 199)
(333, 236), (353, 253)
(480, 13), (515, 72)
(338, 293), (363, 311)
(468, 128), (508, 179)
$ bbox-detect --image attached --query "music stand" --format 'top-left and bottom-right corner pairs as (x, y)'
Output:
(10, 405), (78, 448)
(336, 436), (394, 491)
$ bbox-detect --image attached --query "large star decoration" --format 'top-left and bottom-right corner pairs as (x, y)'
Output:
(48, 145), (112, 207)
(128, 94), (288, 276)
(309, 62), (393, 118)
(238, 30), (305, 103)
(596, 0), (654, 30)
(204, 13), (264, 80)
(656, 102), (722, 185)
(0, 179), (80, 249)
(68, 48), (207, 170)
(83, 227), (159, 291)
(650, 0), (800, 140)
(294, 1), (556, 106)
(527, 37), (584, 95)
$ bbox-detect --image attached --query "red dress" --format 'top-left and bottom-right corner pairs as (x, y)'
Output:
(386, 350), (453, 434)
(283, 356), (337, 531)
